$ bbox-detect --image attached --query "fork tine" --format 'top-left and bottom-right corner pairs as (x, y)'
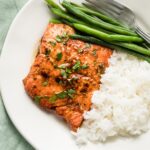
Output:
(86, 0), (106, 6)
(108, 0), (125, 10)
(142, 43), (150, 49)
(101, 2), (122, 15)
(86, 0), (124, 10)
(97, 6), (120, 18)
(83, 2), (119, 19)
(85, 1), (121, 15)
(138, 32), (150, 42)
(136, 26), (150, 40)
(86, 0), (122, 15)
(136, 27), (150, 38)
(136, 27), (150, 44)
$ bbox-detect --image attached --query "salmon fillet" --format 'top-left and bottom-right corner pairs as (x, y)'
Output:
(23, 23), (112, 131)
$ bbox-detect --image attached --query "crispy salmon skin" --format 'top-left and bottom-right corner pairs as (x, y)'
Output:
(23, 23), (112, 131)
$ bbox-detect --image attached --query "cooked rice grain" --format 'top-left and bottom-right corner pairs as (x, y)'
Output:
(75, 51), (150, 144)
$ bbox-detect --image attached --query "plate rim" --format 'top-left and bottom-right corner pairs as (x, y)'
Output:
(0, 0), (150, 150)
(0, 0), (37, 148)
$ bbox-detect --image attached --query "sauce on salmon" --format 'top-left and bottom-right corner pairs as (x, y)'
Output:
(23, 23), (112, 131)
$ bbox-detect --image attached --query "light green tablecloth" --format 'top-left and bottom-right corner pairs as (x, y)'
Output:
(0, 0), (33, 149)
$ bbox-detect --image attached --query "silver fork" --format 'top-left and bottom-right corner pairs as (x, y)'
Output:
(85, 0), (150, 44)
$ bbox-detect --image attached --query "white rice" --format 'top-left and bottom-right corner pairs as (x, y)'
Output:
(75, 51), (150, 144)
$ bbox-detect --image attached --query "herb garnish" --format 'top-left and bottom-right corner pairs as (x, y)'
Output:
(67, 89), (76, 98)
(56, 91), (68, 99)
(58, 61), (88, 79)
(92, 49), (97, 56)
(55, 32), (68, 43)
(56, 52), (63, 61)
(85, 43), (91, 48)
(66, 68), (72, 74)
(72, 60), (89, 71)
(78, 48), (83, 53)
(49, 89), (76, 103)
(61, 69), (68, 78)
(72, 60), (81, 71)
(60, 67), (72, 79)
(49, 95), (57, 102)
(94, 61), (97, 66)
(81, 64), (89, 69)
(42, 81), (48, 86)
(56, 35), (63, 42)
(58, 63), (69, 69)
(34, 96), (49, 104)
(61, 32), (68, 38)
(49, 41), (56, 47)
(34, 96), (42, 104)
(77, 43), (91, 54)
(34, 89), (76, 104)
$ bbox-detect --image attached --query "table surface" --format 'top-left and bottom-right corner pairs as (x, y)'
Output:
(0, 0), (33, 149)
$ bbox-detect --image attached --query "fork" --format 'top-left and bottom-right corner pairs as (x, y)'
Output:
(84, 0), (150, 44)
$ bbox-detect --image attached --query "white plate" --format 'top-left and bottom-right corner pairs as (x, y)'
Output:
(0, 0), (150, 150)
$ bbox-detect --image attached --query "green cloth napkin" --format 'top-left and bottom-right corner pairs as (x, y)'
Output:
(0, 0), (34, 149)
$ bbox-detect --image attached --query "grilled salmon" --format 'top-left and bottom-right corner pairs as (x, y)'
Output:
(23, 23), (112, 131)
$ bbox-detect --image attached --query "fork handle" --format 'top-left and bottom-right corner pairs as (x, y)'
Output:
(135, 25), (150, 44)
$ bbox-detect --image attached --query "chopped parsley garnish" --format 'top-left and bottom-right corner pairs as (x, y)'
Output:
(56, 52), (63, 61)
(42, 81), (48, 86)
(34, 96), (41, 104)
(56, 35), (63, 42)
(65, 68), (72, 74)
(49, 95), (57, 103)
(49, 89), (76, 103)
(85, 43), (91, 48)
(61, 32), (68, 38)
(34, 96), (49, 103)
(58, 63), (69, 69)
(58, 61), (88, 79)
(72, 60), (81, 71)
(77, 43), (91, 54)
(56, 91), (68, 99)
(49, 41), (56, 47)
(45, 49), (51, 56)
(78, 48), (83, 53)
(55, 32), (69, 45)
(60, 67), (72, 79)
(61, 69), (68, 78)
(33, 89), (75, 104)
(67, 89), (76, 98)
(72, 61), (88, 71)
(92, 49), (97, 56)
(56, 33), (68, 43)
(81, 64), (89, 69)
(63, 38), (69, 45)
(94, 61), (97, 66)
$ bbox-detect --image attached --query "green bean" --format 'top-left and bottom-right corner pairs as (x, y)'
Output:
(61, 19), (73, 27)
(45, 0), (63, 10)
(62, 1), (137, 36)
(49, 18), (62, 24)
(70, 2), (121, 26)
(70, 34), (116, 48)
(70, 2), (80, 7)
(49, 18), (74, 26)
(114, 42), (150, 56)
(51, 8), (85, 25)
(51, 8), (115, 34)
(70, 34), (150, 63)
(73, 23), (143, 43)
